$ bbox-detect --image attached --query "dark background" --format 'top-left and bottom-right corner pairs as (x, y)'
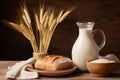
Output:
(0, 0), (120, 60)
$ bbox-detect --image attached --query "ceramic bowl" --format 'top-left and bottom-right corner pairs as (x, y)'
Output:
(86, 60), (118, 77)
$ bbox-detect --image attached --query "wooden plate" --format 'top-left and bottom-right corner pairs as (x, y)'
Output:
(27, 65), (77, 76)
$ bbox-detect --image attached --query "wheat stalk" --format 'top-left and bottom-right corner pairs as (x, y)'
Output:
(5, 3), (75, 57)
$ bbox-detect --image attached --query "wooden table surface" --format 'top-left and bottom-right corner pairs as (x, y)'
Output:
(0, 61), (120, 80)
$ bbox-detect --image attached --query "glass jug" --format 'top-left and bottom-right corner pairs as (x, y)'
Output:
(72, 22), (106, 71)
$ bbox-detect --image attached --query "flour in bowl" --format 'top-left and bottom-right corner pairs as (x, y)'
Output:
(90, 59), (115, 63)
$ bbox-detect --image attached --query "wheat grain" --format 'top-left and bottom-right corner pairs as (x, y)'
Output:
(34, 14), (40, 30)
(23, 8), (31, 25)
(40, 8), (43, 24)
(57, 10), (63, 23)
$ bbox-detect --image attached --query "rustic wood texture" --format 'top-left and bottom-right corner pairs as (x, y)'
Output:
(0, 61), (120, 80)
(0, 0), (120, 60)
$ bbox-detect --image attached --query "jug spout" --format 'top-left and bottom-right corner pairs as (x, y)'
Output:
(76, 22), (95, 29)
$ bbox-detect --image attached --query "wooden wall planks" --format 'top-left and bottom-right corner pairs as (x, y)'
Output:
(0, 0), (120, 60)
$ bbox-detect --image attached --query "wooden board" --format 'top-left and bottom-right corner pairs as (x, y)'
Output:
(0, 0), (120, 60)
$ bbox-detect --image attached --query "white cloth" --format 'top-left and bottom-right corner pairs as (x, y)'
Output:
(99, 54), (120, 63)
(6, 58), (38, 79)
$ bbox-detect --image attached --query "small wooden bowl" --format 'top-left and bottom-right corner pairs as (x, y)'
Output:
(27, 65), (77, 76)
(86, 61), (118, 77)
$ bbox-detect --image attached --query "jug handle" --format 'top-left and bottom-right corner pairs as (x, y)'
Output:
(93, 29), (106, 51)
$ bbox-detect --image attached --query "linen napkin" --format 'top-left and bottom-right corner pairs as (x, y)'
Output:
(6, 58), (38, 79)
(99, 54), (120, 63)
